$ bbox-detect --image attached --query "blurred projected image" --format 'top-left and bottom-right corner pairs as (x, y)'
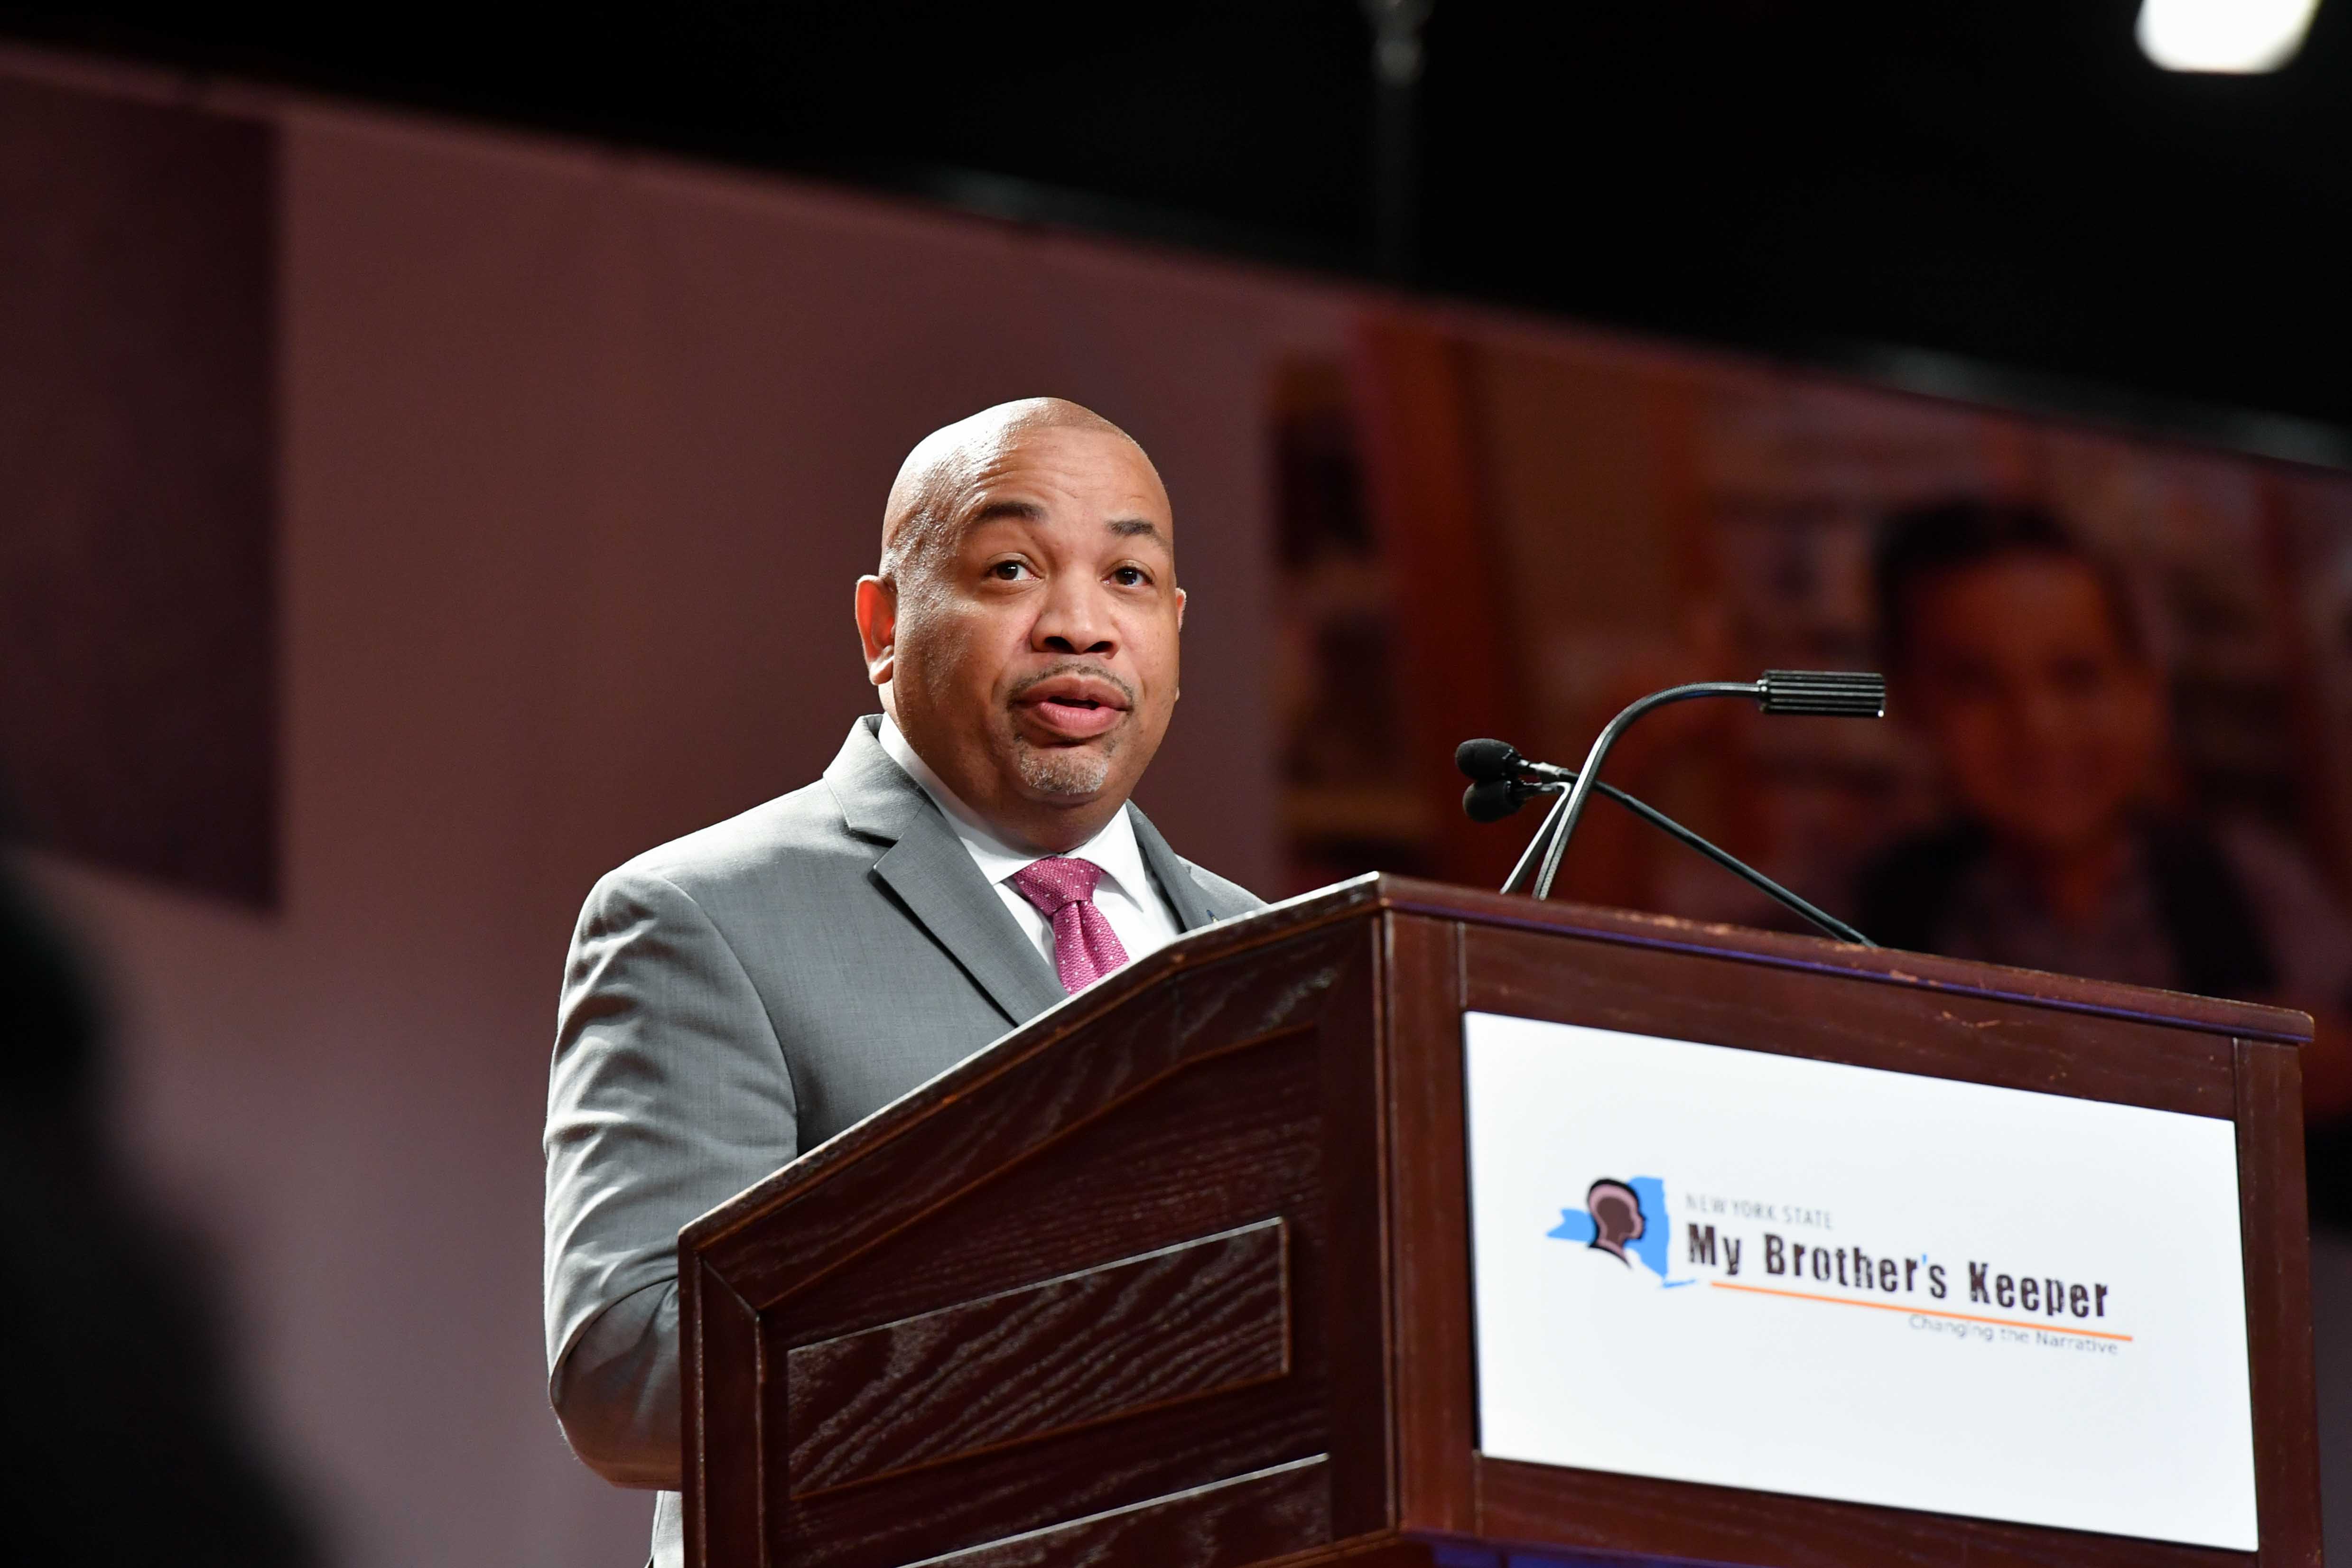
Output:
(1858, 500), (2349, 1023)
(1274, 317), (2352, 1207)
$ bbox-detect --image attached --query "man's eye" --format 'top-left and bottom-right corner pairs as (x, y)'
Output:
(988, 560), (1030, 581)
(1111, 566), (1148, 587)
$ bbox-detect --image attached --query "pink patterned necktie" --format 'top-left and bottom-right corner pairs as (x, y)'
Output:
(1008, 856), (1132, 993)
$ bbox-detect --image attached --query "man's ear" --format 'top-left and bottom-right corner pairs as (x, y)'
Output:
(854, 575), (897, 687)
(1174, 585), (1187, 630)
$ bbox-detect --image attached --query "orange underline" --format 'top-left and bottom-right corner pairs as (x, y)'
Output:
(1710, 1280), (2136, 1342)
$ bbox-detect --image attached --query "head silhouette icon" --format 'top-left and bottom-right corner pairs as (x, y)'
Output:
(1585, 1178), (1646, 1264)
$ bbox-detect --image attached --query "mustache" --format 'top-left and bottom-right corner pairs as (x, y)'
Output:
(1006, 661), (1137, 709)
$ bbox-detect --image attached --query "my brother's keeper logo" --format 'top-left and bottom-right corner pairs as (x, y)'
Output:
(1553, 1175), (2118, 1325)
(1730, 1232), (2114, 1323)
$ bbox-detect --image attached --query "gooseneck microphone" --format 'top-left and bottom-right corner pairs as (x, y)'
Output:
(1459, 742), (1556, 824)
(1458, 670), (1885, 944)
(1453, 737), (1525, 784)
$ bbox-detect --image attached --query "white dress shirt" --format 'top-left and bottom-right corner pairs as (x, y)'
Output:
(878, 716), (1181, 980)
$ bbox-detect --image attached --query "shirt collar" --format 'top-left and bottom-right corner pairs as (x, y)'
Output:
(877, 714), (1153, 904)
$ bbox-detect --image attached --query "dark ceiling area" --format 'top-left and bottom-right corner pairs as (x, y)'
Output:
(6, 0), (2348, 460)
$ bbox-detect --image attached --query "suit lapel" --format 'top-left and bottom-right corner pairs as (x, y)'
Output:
(1128, 805), (1220, 932)
(871, 826), (1069, 1027)
(825, 718), (1066, 1026)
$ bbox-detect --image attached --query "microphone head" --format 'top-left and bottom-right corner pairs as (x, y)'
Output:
(1455, 737), (1524, 782)
(1757, 669), (1887, 719)
(1463, 778), (1532, 823)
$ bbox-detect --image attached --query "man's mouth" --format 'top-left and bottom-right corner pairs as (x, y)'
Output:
(1013, 672), (1134, 742)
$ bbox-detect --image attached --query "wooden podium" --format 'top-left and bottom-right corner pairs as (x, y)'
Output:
(678, 875), (2321, 1568)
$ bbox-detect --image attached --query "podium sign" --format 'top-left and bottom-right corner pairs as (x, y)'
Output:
(1463, 1011), (2259, 1549)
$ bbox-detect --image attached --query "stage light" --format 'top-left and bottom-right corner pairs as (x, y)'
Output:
(2137, 0), (2324, 73)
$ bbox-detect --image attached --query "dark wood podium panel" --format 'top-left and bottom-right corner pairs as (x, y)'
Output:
(682, 902), (1395, 1568)
(781, 1217), (1293, 1497)
(681, 875), (2320, 1568)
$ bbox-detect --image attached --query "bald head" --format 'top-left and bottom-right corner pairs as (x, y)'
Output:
(882, 398), (1162, 578)
(853, 395), (1186, 853)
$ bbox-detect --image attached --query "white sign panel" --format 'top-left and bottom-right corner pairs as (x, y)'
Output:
(1463, 1010), (2259, 1549)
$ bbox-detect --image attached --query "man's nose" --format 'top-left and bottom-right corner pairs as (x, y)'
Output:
(1033, 577), (1116, 658)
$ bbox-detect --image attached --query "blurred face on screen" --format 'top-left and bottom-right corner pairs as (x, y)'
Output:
(1896, 553), (2163, 864)
(856, 405), (1185, 854)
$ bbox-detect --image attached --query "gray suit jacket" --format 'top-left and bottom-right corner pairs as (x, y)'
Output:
(542, 716), (1262, 1563)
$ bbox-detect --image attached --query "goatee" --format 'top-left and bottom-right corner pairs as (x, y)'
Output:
(1014, 741), (1114, 798)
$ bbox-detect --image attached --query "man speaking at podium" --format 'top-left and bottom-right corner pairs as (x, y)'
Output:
(541, 399), (1262, 1566)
